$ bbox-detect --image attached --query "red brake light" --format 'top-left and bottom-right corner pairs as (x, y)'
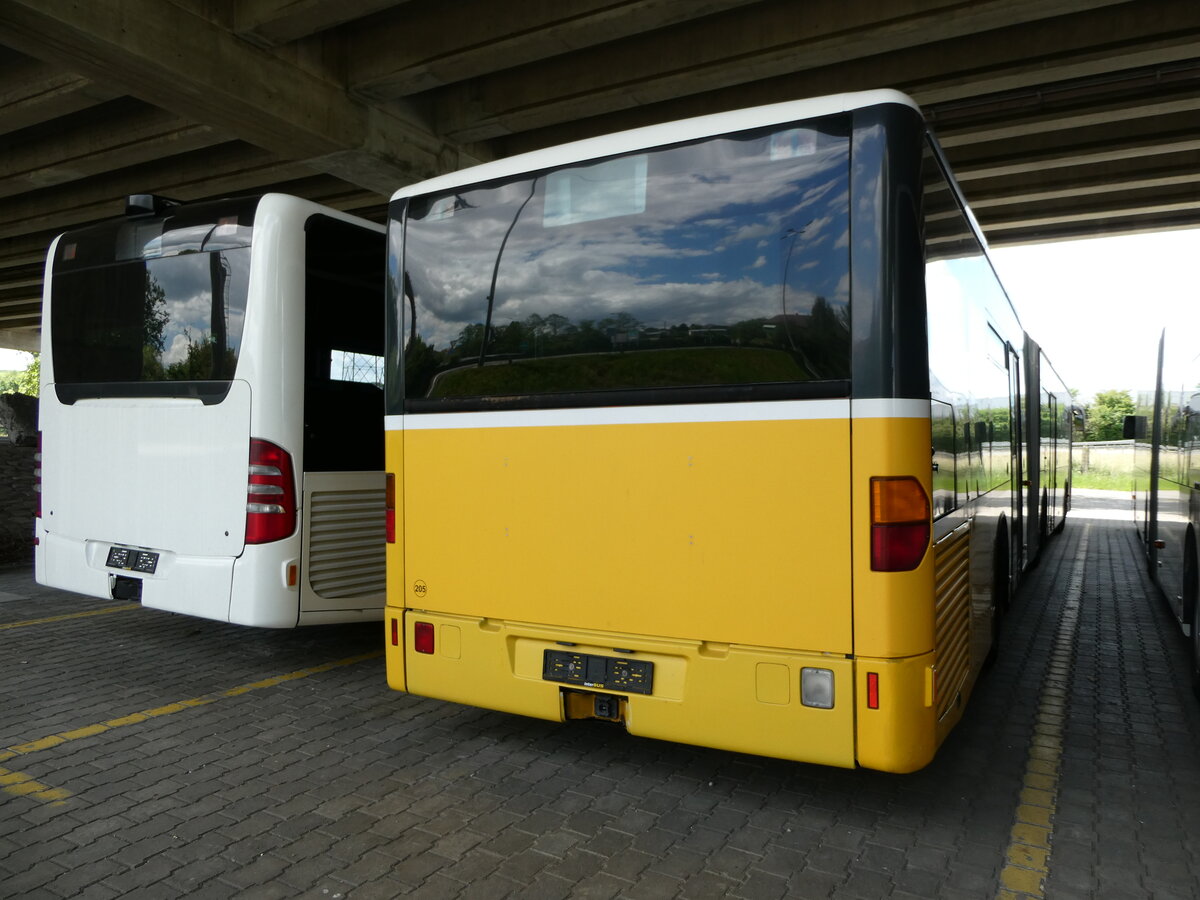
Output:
(869, 476), (930, 571)
(414, 621), (434, 654)
(245, 439), (297, 544)
(866, 672), (880, 709)
(385, 472), (396, 544)
(33, 431), (41, 519)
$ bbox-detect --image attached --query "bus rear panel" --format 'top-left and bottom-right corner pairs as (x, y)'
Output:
(384, 91), (1063, 771)
(37, 194), (387, 627)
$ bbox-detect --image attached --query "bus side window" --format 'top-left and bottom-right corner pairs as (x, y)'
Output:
(932, 400), (956, 517)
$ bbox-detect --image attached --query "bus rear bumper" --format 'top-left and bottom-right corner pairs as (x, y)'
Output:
(391, 609), (858, 768)
(36, 530), (235, 623)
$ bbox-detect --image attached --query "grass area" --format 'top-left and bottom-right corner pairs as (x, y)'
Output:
(1072, 469), (1133, 491)
(1072, 442), (1134, 491)
(429, 347), (807, 397)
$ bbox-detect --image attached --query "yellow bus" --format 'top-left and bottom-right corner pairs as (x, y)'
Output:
(381, 90), (1071, 772)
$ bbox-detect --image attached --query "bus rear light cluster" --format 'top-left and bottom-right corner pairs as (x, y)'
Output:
(245, 439), (297, 544)
(800, 667), (834, 709)
(33, 431), (41, 519)
(866, 671), (880, 709)
(385, 473), (396, 544)
(869, 476), (930, 571)
(414, 621), (435, 654)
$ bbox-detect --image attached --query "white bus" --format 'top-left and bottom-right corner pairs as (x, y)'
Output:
(35, 193), (387, 627)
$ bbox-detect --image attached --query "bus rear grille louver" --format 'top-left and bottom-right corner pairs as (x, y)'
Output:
(933, 527), (971, 721)
(306, 489), (386, 599)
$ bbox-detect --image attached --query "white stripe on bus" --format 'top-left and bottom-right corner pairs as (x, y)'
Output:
(385, 398), (929, 431)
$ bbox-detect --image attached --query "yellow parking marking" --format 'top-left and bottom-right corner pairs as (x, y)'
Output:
(0, 766), (71, 805)
(1, 650), (382, 806)
(0, 603), (139, 630)
(996, 526), (1088, 899)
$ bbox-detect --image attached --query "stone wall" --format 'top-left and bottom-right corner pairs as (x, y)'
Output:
(0, 441), (36, 565)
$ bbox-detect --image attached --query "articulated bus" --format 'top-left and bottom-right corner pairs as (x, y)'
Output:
(382, 90), (1071, 771)
(1131, 331), (1200, 692)
(1025, 338), (1074, 560)
(36, 193), (387, 627)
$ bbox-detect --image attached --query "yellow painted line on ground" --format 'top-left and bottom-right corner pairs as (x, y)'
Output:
(0, 766), (72, 806)
(0, 603), (139, 630)
(996, 525), (1089, 900)
(0, 649), (382, 806)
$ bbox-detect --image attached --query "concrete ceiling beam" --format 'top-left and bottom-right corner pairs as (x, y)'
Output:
(0, 99), (226, 200)
(0, 0), (461, 194)
(0, 328), (38, 352)
(344, 0), (765, 100)
(490, 0), (1200, 158)
(0, 51), (118, 136)
(0, 143), (320, 241)
(231, 0), (411, 48)
(430, 0), (1130, 141)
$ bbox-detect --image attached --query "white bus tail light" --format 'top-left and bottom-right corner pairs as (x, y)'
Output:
(869, 476), (930, 571)
(801, 667), (835, 709)
(245, 439), (297, 544)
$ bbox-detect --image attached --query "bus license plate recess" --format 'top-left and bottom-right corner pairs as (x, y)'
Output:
(105, 546), (159, 574)
(542, 649), (653, 695)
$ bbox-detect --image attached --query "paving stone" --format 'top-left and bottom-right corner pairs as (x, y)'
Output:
(4, 509), (1200, 898)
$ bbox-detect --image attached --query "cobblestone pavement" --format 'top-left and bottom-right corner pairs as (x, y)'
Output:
(2, 493), (1198, 898)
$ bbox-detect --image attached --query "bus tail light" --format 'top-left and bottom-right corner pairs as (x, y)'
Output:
(385, 472), (396, 543)
(245, 439), (297, 544)
(870, 476), (930, 571)
(866, 671), (880, 709)
(801, 667), (834, 709)
(33, 431), (41, 519)
(414, 621), (434, 654)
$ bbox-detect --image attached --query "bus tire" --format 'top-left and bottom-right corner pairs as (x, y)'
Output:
(1054, 485), (1067, 534)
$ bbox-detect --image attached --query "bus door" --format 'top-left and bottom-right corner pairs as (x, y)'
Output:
(297, 214), (387, 614)
(1007, 341), (1024, 573)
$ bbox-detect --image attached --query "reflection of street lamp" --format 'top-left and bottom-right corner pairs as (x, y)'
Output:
(779, 226), (804, 351)
(479, 178), (538, 367)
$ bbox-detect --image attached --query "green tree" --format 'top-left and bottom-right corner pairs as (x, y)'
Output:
(1084, 389), (1134, 441)
(1, 353), (40, 397)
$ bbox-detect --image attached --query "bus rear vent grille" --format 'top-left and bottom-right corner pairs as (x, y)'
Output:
(933, 527), (971, 720)
(307, 488), (386, 600)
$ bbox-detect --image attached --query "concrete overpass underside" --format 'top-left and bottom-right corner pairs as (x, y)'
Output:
(0, 0), (1197, 350)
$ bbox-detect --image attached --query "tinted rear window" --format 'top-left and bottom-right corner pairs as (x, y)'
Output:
(50, 199), (256, 404)
(393, 116), (851, 413)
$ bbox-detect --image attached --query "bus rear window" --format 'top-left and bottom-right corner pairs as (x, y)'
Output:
(50, 248), (250, 403)
(395, 115), (851, 412)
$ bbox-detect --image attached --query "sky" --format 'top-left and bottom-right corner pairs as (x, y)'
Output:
(0, 346), (31, 372)
(2, 228), (1195, 403)
(992, 229), (1200, 404)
